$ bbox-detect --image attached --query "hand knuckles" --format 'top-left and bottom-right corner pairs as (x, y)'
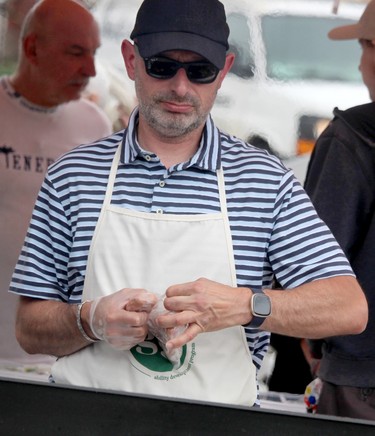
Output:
(196, 316), (209, 329)
(194, 296), (210, 312)
(193, 278), (207, 292)
(132, 312), (144, 326)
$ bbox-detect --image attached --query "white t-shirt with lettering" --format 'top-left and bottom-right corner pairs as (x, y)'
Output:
(0, 76), (112, 361)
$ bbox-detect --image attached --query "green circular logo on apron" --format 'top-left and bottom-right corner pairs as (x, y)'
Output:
(130, 335), (187, 372)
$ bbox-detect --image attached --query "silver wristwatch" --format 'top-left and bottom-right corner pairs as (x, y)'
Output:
(247, 290), (271, 329)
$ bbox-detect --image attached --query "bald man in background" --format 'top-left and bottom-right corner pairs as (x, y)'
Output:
(0, 0), (111, 363)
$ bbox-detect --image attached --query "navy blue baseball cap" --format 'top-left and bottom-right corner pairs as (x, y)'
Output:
(130, 0), (230, 69)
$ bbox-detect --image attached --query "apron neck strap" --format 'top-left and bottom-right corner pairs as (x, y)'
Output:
(103, 143), (228, 214)
(102, 142), (122, 208)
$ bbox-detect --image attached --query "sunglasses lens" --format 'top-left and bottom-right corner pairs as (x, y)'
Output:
(145, 57), (219, 84)
(187, 63), (219, 84)
(147, 58), (177, 79)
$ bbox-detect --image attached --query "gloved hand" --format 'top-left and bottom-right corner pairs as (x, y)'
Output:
(147, 295), (187, 368)
(89, 289), (157, 351)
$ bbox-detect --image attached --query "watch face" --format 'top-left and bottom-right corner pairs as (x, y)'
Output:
(253, 293), (271, 317)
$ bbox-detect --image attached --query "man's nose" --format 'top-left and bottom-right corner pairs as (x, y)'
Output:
(169, 67), (191, 95)
(82, 55), (97, 77)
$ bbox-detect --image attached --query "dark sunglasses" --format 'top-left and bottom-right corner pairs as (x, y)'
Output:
(143, 56), (220, 84)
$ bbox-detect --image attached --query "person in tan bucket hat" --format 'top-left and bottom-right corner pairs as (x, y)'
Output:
(304, 0), (375, 420)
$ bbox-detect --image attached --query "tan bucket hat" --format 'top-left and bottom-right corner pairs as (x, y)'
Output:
(329, 0), (375, 40)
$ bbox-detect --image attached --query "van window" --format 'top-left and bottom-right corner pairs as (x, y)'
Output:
(227, 13), (255, 79)
(262, 15), (362, 83)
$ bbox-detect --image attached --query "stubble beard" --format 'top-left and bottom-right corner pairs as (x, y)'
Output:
(136, 86), (210, 139)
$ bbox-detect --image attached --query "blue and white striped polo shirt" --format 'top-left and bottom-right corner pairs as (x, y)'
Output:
(10, 109), (353, 370)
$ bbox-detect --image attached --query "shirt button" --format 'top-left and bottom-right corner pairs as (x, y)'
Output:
(156, 209), (163, 214)
(145, 155), (151, 161)
(159, 181), (166, 188)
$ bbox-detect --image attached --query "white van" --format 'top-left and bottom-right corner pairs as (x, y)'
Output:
(216, 0), (369, 158)
(94, 0), (369, 158)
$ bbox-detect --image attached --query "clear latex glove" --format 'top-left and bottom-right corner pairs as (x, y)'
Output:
(147, 295), (187, 368)
(89, 289), (157, 351)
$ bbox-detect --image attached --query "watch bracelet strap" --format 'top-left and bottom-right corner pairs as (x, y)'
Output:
(244, 313), (266, 329)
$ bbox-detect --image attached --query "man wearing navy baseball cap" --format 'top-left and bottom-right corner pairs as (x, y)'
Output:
(12, 0), (367, 410)
(130, 0), (229, 69)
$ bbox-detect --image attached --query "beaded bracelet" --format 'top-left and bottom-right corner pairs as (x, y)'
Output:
(76, 301), (99, 343)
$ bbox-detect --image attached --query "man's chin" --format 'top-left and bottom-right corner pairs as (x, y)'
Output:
(62, 91), (82, 104)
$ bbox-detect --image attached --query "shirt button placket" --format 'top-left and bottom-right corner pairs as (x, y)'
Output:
(154, 179), (166, 214)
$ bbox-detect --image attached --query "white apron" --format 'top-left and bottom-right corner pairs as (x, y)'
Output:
(52, 144), (257, 407)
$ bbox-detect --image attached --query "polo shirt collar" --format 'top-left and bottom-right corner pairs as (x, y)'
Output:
(121, 107), (221, 171)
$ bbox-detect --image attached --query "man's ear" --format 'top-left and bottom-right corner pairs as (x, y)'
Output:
(23, 34), (38, 65)
(217, 52), (235, 89)
(121, 39), (136, 81)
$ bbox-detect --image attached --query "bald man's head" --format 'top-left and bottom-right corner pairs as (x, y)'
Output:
(21, 0), (96, 40)
(11, 0), (101, 107)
